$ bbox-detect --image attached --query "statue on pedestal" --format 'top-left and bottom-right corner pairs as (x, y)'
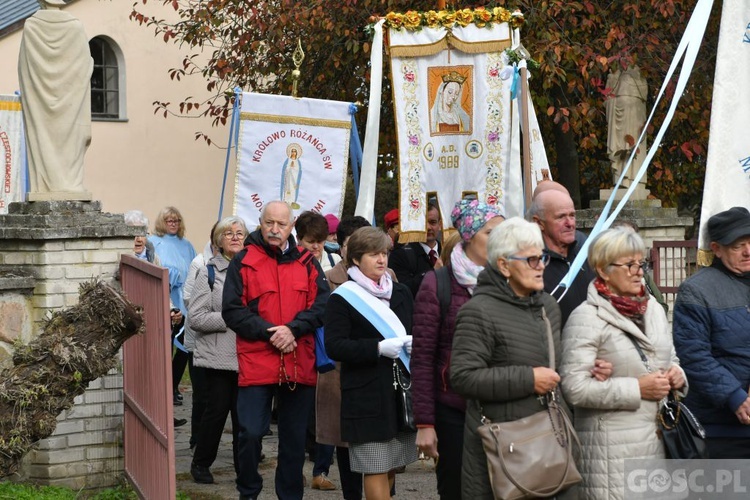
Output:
(18, 0), (93, 201)
(605, 66), (648, 190)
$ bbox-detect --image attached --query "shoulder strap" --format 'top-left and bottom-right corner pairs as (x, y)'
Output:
(207, 263), (216, 291)
(626, 334), (651, 372)
(541, 307), (555, 369)
(434, 266), (451, 319)
(327, 251), (335, 267)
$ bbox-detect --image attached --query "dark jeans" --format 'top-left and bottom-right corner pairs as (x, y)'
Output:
(434, 402), (465, 500)
(312, 443), (335, 477)
(236, 384), (314, 500)
(171, 322), (189, 394)
(188, 357), (208, 449)
(706, 437), (750, 458)
(192, 368), (239, 473)
(336, 445), (362, 500)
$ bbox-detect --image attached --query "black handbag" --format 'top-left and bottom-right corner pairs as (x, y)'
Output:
(659, 391), (708, 459)
(393, 361), (416, 432)
(625, 335), (708, 459)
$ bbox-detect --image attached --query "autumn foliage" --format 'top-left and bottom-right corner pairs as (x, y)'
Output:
(130, 0), (720, 211)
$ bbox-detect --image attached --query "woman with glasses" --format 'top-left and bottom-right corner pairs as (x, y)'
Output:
(149, 207), (197, 406)
(450, 217), (575, 499)
(187, 216), (248, 484)
(560, 226), (686, 499)
(411, 199), (504, 500)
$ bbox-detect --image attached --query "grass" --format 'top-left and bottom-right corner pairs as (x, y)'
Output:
(0, 482), (191, 499)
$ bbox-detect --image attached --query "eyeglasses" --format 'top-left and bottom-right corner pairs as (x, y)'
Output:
(223, 231), (246, 240)
(610, 260), (650, 274)
(506, 253), (550, 269)
(165, 218), (181, 224)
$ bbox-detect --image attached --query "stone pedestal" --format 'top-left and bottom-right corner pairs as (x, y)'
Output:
(577, 199), (694, 250)
(0, 201), (139, 490)
(599, 185), (651, 202)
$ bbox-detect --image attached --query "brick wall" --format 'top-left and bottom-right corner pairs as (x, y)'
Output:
(0, 201), (140, 490)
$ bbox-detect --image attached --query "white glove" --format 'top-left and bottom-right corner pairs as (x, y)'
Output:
(403, 335), (413, 355)
(378, 337), (404, 359)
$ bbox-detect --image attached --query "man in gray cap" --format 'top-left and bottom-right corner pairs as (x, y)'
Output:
(673, 206), (750, 458)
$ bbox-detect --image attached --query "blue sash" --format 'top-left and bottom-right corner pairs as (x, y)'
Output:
(333, 282), (410, 372)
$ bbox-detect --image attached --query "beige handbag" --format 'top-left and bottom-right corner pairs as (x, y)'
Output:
(476, 309), (581, 499)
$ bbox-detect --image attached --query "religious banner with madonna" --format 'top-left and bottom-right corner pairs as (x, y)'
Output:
(385, 8), (550, 241)
(234, 93), (351, 222)
(0, 95), (26, 214)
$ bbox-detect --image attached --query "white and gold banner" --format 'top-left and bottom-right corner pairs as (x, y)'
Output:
(388, 18), (549, 241)
(0, 95), (25, 214)
(234, 92), (351, 222)
(698, 0), (750, 263)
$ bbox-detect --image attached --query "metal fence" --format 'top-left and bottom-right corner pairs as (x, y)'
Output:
(120, 254), (176, 499)
(650, 240), (699, 320)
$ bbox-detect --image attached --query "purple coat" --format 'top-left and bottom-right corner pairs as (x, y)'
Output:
(411, 266), (470, 426)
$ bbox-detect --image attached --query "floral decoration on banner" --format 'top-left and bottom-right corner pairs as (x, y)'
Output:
(380, 7), (524, 31)
(484, 52), (506, 205)
(400, 60), (426, 220)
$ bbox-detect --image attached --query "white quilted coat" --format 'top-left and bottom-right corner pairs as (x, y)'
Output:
(560, 282), (686, 500)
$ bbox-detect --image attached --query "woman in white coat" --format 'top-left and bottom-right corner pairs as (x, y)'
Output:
(560, 227), (686, 500)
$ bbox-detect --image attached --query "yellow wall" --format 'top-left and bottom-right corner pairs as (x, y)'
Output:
(0, 0), (238, 250)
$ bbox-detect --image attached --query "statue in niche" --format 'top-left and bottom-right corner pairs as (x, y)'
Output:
(605, 66), (648, 188)
(18, 0), (93, 200)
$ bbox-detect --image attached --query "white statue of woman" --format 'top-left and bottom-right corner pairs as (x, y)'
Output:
(18, 0), (93, 200)
(430, 71), (471, 135)
(280, 143), (303, 210)
(605, 66), (648, 188)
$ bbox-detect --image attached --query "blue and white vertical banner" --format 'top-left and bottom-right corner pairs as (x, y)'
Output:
(233, 92), (351, 222)
(698, 0), (750, 262)
(0, 95), (26, 214)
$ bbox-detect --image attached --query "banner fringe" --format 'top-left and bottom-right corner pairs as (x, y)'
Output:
(696, 249), (714, 268)
(390, 38), (511, 58)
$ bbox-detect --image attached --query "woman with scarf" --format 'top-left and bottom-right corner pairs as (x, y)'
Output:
(411, 199), (504, 500)
(325, 227), (417, 500)
(560, 227), (686, 499)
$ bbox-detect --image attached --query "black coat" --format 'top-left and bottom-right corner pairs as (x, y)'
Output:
(388, 242), (440, 297)
(324, 281), (414, 443)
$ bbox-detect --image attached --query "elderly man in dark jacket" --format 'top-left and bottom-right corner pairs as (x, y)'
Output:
(673, 206), (750, 459)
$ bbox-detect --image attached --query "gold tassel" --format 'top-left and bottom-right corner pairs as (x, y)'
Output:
(696, 248), (714, 268)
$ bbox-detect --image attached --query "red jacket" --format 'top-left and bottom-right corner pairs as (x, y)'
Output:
(222, 230), (329, 387)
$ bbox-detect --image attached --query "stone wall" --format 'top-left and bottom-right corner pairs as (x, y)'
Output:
(0, 201), (140, 489)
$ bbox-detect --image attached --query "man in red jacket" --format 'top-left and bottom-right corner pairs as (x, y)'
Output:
(223, 200), (330, 500)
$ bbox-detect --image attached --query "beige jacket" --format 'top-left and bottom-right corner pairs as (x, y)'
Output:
(560, 282), (686, 500)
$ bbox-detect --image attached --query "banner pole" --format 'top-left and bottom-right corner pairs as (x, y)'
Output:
(520, 64), (532, 208)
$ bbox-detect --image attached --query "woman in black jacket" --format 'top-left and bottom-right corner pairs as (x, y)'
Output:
(325, 227), (417, 500)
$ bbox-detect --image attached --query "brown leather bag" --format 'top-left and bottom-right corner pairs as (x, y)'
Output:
(476, 309), (582, 499)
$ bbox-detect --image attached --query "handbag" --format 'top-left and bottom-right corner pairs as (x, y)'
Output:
(658, 391), (708, 459)
(477, 392), (581, 499)
(393, 361), (416, 432)
(314, 327), (335, 373)
(476, 308), (581, 499)
(625, 335), (707, 459)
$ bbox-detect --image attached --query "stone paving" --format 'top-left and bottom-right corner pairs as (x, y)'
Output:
(174, 386), (439, 499)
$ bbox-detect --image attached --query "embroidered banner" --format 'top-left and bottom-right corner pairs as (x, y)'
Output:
(234, 93), (351, 222)
(386, 9), (550, 242)
(697, 0), (750, 263)
(0, 95), (25, 214)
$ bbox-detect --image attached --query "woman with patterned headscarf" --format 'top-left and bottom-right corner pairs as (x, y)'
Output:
(411, 199), (504, 500)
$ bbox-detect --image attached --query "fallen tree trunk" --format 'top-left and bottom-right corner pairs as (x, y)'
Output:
(0, 280), (144, 477)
